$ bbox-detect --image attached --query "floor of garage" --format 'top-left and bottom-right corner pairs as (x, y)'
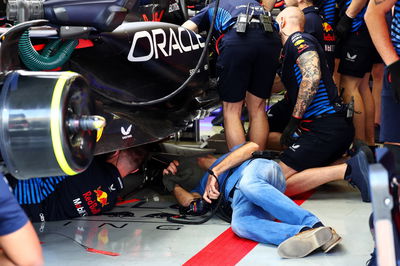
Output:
(34, 110), (375, 266)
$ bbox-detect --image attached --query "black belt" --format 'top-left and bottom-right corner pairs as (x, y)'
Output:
(232, 18), (264, 30)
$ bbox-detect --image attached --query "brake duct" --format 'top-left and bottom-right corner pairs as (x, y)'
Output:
(0, 70), (105, 179)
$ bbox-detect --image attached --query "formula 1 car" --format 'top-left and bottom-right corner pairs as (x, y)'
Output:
(0, 0), (218, 179)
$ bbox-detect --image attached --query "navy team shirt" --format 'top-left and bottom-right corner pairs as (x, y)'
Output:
(0, 176), (28, 235)
(190, 0), (266, 33)
(280, 32), (340, 119)
(303, 6), (324, 47)
(12, 158), (124, 222)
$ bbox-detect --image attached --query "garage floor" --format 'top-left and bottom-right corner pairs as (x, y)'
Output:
(34, 111), (375, 266)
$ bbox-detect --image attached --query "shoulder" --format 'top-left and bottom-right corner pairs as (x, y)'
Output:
(288, 32), (318, 55)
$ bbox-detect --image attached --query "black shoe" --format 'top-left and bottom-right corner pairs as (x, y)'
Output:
(350, 140), (375, 163)
(345, 149), (371, 202)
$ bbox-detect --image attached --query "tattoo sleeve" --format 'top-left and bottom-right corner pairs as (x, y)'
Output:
(293, 51), (321, 118)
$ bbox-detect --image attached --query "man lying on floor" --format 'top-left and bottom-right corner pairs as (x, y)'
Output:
(6, 147), (148, 222)
(163, 142), (342, 259)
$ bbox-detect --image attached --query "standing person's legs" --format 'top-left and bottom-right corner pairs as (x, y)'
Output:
(359, 72), (375, 145)
(223, 100), (245, 150)
(333, 58), (341, 88)
(246, 92), (268, 150)
(372, 63), (384, 137)
(340, 75), (365, 141)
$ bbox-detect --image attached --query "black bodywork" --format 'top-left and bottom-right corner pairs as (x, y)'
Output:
(0, 0), (219, 178)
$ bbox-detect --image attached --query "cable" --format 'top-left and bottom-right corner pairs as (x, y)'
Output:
(167, 169), (232, 225)
(93, 0), (221, 106)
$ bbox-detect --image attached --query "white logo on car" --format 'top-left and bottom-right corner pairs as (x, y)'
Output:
(121, 125), (133, 139)
(128, 28), (205, 62)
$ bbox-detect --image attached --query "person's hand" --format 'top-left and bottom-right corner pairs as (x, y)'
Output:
(162, 160), (179, 175)
(203, 174), (219, 204)
(280, 117), (301, 147)
(336, 13), (353, 44)
(387, 59), (400, 103)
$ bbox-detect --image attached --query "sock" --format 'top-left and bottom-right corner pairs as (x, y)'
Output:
(312, 222), (324, 228)
(299, 226), (312, 233)
(344, 164), (352, 180)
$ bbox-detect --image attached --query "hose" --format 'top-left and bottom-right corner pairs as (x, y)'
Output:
(18, 30), (78, 71)
(94, 0), (221, 106)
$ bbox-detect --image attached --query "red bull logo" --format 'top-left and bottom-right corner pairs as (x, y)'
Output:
(94, 187), (109, 207)
(322, 22), (333, 33)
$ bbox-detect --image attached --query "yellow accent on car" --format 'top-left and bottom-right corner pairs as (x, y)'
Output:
(50, 72), (78, 176)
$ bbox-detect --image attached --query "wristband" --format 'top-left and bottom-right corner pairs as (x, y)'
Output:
(207, 168), (218, 179)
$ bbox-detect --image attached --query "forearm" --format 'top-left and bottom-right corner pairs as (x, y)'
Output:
(365, 0), (399, 65)
(346, 0), (369, 17)
(293, 51), (321, 118)
(173, 185), (201, 207)
(211, 142), (259, 176)
(181, 20), (199, 33)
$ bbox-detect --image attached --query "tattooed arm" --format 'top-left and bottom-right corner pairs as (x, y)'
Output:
(292, 51), (321, 118)
(365, 0), (399, 65)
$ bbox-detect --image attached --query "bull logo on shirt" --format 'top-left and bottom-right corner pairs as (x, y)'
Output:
(322, 22), (335, 42)
(322, 22), (333, 33)
(94, 187), (109, 207)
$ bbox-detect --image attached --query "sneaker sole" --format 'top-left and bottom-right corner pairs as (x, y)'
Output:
(322, 235), (342, 253)
(277, 227), (332, 258)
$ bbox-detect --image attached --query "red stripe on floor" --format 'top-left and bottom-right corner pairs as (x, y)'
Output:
(184, 189), (315, 265)
(183, 227), (257, 266)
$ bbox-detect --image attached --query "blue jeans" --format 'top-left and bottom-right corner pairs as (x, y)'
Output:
(230, 159), (320, 246)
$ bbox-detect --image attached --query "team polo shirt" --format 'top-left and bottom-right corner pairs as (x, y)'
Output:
(392, 1), (400, 55)
(303, 6), (324, 47)
(318, 0), (337, 26)
(280, 32), (339, 119)
(0, 176), (28, 235)
(190, 0), (266, 33)
(14, 158), (124, 222)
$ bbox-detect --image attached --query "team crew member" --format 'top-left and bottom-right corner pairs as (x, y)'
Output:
(336, 0), (380, 143)
(284, 0), (324, 46)
(366, 0), (400, 173)
(274, 7), (373, 202)
(317, 0), (337, 74)
(267, 0), (330, 150)
(7, 147), (147, 222)
(0, 176), (43, 265)
(277, 7), (354, 170)
(165, 142), (341, 258)
(182, 0), (281, 150)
